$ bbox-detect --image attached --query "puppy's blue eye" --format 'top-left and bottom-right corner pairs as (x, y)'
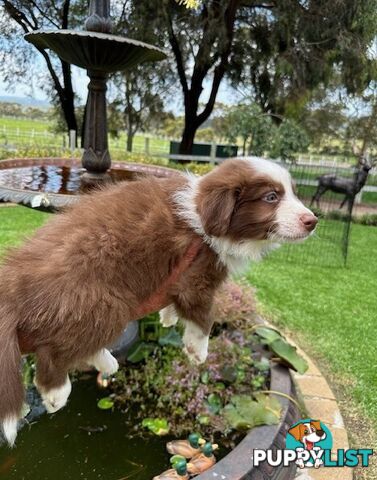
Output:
(262, 192), (278, 203)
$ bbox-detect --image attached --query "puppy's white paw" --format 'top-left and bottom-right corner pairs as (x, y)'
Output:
(183, 344), (208, 365)
(2, 416), (18, 447)
(41, 376), (72, 414)
(90, 349), (119, 375)
(182, 322), (209, 365)
(159, 305), (179, 328)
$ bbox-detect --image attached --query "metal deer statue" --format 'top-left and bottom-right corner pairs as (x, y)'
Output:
(310, 157), (375, 210)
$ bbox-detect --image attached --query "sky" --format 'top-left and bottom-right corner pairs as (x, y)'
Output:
(0, 64), (241, 114)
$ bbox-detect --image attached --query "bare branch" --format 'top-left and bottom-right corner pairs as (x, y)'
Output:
(165, 8), (189, 96)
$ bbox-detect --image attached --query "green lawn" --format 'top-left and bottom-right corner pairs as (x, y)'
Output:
(246, 222), (377, 424)
(0, 206), (50, 256)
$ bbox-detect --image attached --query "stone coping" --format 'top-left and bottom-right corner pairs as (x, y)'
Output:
(258, 320), (353, 480)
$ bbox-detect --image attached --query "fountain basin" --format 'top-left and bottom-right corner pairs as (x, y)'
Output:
(25, 30), (167, 72)
(0, 157), (179, 211)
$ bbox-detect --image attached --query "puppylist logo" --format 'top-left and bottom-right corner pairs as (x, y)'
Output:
(253, 418), (373, 469)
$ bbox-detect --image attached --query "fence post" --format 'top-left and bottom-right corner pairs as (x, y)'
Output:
(145, 137), (150, 155)
(210, 142), (217, 164)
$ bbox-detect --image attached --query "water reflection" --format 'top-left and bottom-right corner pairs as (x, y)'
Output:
(0, 166), (137, 195)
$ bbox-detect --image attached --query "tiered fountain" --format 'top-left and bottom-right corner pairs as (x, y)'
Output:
(0, 0), (177, 210)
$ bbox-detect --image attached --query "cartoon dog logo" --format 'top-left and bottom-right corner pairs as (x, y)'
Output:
(288, 420), (327, 469)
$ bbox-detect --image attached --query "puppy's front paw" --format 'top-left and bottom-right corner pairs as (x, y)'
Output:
(89, 349), (119, 375)
(182, 322), (209, 366)
(41, 376), (72, 414)
(183, 343), (208, 365)
(159, 305), (179, 328)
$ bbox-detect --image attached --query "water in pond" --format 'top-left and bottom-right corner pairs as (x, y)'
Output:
(0, 375), (209, 480)
(0, 166), (137, 195)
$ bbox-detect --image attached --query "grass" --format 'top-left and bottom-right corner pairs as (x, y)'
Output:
(245, 222), (377, 426)
(0, 206), (50, 256)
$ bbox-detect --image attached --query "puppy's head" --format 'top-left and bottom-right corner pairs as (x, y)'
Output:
(288, 420), (326, 448)
(195, 158), (317, 243)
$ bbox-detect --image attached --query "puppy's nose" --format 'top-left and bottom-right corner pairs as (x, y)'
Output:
(316, 429), (325, 438)
(300, 213), (318, 232)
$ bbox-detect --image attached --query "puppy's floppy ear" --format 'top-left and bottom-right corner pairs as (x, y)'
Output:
(197, 186), (239, 237)
(311, 420), (322, 431)
(288, 424), (303, 442)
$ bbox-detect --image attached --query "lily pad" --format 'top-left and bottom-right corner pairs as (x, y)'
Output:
(269, 338), (308, 374)
(127, 341), (156, 363)
(223, 394), (281, 430)
(97, 397), (114, 410)
(254, 326), (282, 344)
(254, 326), (308, 374)
(158, 328), (183, 348)
(142, 418), (170, 436)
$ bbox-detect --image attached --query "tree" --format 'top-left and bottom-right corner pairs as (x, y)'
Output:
(344, 84), (377, 158)
(0, 0), (87, 141)
(221, 102), (275, 155)
(129, 0), (241, 154)
(131, 0), (377, 153)
(109, 64), (168, 152)
(270, 119), (309, 161)
(229, 1), (377, 119)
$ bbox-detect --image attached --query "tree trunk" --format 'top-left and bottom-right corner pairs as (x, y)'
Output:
(179, 123), (197, 155)
(179, 93), (200, 155)
(126, 128), (134, 152)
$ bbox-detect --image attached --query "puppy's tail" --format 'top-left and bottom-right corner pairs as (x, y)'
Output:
(0, 308), (24, 447)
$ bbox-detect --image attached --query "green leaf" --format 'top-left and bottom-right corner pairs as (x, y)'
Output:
(220, 365), (238, 383)
(197, 414), (210, 425)
(269, 338), (308, 374)
(254, 327), (282, 344)
(205, 393), (222, 414)
(223, 394), (281, 431)
(214, 382), (226, 391)
(200, 371), (210, 384)
(158, 328), (183, 348)
(254, 357), (270, 372)
(97, 397), (114, 410)
(236, 366), (246, 382)
(126, 341), (156, 363)
(141, 418), (169, 436)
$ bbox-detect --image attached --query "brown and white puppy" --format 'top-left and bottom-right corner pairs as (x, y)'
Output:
(0, 157), (317, 446)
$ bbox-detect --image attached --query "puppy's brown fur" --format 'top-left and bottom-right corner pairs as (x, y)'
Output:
(0, 158), (316, 444)
(0, 174), (225, 432)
